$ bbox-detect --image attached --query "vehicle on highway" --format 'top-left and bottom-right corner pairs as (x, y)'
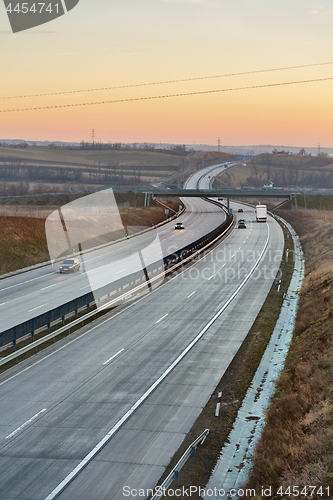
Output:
(238, 219), (247, 229)
(256, 204), (267, 222)
(174, 222), (184, 230)
(238, 208), (244, 212)
(59, 257), (81, 273)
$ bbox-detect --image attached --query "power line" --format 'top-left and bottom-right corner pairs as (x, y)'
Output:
(1, 61), (333, 101)
(1, 76), (332, 113)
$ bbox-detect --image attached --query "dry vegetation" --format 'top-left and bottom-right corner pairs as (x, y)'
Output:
(215, 153), (333, 188)
(0, 195), (180, 275)
(0, 145), (184, 195)
(0, 145), (184, 168)
(244, 207), (333, 499)
(0, 216), (49, 274)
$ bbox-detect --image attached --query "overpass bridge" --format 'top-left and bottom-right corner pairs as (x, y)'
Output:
(151, 188), (291, 199)
(149, 188), (292, 212)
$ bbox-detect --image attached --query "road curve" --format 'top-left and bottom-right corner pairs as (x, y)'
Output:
(0, 195), (226, 335)
(185, 162), (238, 190)
(0, 193), (284, 500)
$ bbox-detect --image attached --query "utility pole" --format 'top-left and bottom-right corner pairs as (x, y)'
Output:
(317, 143), (321, 157)
(92, 129), (95, 148)
(217, 137), (221, 152)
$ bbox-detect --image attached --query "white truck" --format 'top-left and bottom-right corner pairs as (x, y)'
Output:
(256, 204), (267, 222)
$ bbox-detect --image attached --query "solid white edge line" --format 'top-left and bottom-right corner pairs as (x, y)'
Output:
(103, 349), (124, 365)
(44, 224), (270, 500)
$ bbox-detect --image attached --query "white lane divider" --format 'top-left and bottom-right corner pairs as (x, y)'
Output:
(155, 313), (169, 324)
(40, 284), (57, 291)
(44, 224), (270, 500)
(208, 262), (227, 281)
(28, 304), (48, 312)
(6, 409), (47, 440)
(103, 349), (124, 365)
(115, 269), (125, 275)
(0, 272), (57, 293)
(187, 291), (197, 299)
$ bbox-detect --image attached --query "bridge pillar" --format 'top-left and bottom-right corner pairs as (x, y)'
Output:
(227, 196), (231, 213)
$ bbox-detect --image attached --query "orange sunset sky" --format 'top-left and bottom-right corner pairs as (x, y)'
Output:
(1, 0), (333, 147)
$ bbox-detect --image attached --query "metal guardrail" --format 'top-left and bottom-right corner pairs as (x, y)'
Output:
(0, 210), (233, 366)
(151, 429), (210, 500)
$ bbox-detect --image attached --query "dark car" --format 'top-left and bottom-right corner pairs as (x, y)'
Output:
(238, 219), (246, 229)
(59, 257), (81, 273)
(174, 222), (184, 230)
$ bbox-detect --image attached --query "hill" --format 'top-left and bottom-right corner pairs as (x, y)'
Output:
(0, 145), (186, 195)
(215, 153), (333, 189)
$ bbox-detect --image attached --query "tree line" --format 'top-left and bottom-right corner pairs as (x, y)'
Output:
(0, 162), (143, 186)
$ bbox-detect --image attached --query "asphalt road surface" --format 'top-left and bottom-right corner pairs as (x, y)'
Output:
(0, 201), (284, 500)
(0, 196), (226, 334)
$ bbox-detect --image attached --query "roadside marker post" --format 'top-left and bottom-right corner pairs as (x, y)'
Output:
(215, 391), (222, 417)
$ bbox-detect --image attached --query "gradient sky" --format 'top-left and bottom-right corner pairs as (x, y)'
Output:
(1, 0), (333, 146)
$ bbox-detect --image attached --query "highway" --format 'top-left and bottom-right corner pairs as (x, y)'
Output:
(0, 164), (285, 499)
(185, 161), (238, 190)
(0, 195), (226, 334)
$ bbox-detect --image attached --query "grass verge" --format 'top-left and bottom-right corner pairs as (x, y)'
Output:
(243, 209), (333, 499)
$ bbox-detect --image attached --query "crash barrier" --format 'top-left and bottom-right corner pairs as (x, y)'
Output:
(0, 211), (232, 359)
(151, 429), (210, 500)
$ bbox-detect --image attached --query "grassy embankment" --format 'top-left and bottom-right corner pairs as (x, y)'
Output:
(243, 199), (333, 499)
(0, 192), (180, 275)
